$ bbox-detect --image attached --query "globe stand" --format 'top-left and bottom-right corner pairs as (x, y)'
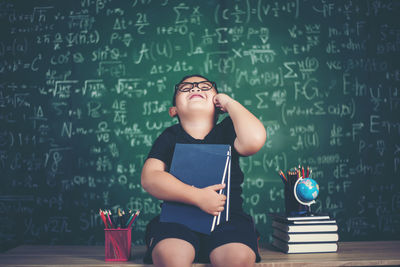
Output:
(293, 177), (316, 215)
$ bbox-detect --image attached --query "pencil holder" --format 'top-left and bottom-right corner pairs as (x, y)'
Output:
(284, 184), (308, 216)
(104, 228), (131, 261)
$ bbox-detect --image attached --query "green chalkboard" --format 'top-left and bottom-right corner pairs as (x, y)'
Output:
(1, 0), (399, 252)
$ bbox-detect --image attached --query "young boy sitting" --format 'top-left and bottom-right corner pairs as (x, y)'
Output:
(141, 74), (266, 267)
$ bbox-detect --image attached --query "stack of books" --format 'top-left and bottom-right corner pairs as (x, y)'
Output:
(269, 213), (339, 253)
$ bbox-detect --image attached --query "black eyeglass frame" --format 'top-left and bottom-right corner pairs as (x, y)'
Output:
(174, 81), (216, 92)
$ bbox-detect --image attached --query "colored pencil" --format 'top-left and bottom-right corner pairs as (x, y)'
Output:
(127, 210), (140, 228)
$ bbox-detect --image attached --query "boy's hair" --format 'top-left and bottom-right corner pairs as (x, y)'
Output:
(172, 74), (219, 106)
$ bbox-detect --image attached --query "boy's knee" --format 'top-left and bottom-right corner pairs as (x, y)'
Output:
(232, 250), (256, 267)
(152, 238), (195, 267)
(210, 244), (256, 267)
(219, 253), (255, 267)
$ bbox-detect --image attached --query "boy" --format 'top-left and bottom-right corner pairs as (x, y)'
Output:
(141, 74), (266, 267)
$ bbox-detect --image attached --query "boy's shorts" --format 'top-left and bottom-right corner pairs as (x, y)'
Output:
(143, 212), (261, 264)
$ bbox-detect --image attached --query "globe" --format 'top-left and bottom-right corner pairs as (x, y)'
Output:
(295, 178), (319, 204)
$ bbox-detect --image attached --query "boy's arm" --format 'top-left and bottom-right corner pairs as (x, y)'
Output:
(141, 158), (226, 216)
(214, 93), (267, 156)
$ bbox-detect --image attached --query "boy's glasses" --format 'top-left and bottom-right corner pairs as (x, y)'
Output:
(175, 81), (216, 92)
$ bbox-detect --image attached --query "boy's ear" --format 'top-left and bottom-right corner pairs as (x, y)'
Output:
(169, 106), (177, 117)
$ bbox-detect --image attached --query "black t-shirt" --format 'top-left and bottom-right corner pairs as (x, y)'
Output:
(147, 116), (245, 212)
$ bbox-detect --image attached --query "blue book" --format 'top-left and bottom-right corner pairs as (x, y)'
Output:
(160, 143), (231, 235)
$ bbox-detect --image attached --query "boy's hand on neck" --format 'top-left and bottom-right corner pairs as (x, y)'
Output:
(213, 93), (267, 156)
(213, 93), (235, 113)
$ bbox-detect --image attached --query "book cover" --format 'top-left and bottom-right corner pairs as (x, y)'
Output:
(272, 220), (338, 233)
(269, 212), (331, 221)
(273, 228), (339, 243)
(272, 237), (338, 253)
(269, 213), (336, 225)
(288, 220), (337, 225)
(160, 144), (231, 235)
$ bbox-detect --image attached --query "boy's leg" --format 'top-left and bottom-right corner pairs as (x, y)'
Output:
(143, 217), (200, 265)
(210, 242), (256, 267)
(206, 212), (261, 265)
(152, 238), (195, 267)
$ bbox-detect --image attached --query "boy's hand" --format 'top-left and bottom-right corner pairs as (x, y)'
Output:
(196, 184), (226, 216)
(213, 93), (234, 113)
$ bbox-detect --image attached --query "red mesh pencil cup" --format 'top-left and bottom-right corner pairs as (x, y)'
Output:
(104, 228), (131, 261)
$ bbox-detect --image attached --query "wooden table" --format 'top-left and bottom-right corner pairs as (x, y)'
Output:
(1, 241), (399, 266)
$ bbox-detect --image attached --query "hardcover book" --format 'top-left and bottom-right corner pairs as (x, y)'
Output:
(272, 220), (338, 233)
(269, 213), (331, 221)
(273, 228), (339, 243)
(272, 237), (338, 253)
(160, 144), (231, 235)
(269, 213), (336, 224)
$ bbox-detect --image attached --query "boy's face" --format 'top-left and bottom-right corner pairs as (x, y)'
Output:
(170, 76), (218, 119)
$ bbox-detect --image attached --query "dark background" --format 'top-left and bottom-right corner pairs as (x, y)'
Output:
(1, 0), (399, 252)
